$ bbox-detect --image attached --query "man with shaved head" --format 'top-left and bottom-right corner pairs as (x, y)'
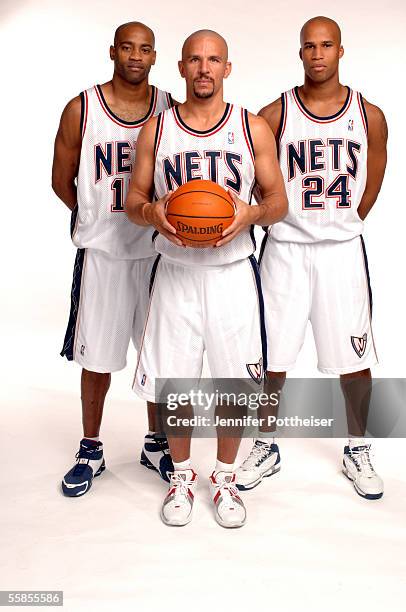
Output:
(236, 17), (388, 500)
(126, 29), (288, 527)
(52, 22), (176, 497)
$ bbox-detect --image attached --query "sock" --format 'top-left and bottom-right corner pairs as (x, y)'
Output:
(83, 436), (100, 443)
(173, 458), (192, 471)
(147, 430), (156, 437)
(257, 433), (275, 445)
(215, 459), (234, 473)
(348, 437), (366, 449)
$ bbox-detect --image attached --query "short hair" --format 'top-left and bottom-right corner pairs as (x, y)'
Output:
(182, 29), (228, 59)
(300, 16), (342, 46)
(113, 22), (155, 48)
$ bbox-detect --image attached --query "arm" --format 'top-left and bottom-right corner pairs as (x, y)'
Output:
(217, 113), (288, 246)
(258, 97), (282, 137)
(51, 96), (82, 211)
(357, 100), (388, 220)
(124, 117), (183, 246)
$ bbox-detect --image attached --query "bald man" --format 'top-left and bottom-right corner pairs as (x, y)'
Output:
(52, 22), (176, 497)
(125, 29), (287, 527)
(235, 17), (388, 500)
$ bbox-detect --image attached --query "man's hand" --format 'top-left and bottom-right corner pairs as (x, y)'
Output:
(215, 190), (257, 247)
(143, 192), (184, 247)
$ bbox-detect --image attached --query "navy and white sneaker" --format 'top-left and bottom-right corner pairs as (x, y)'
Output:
(140, 434), (173, 483)
(62, 439), (105, 497)
(235, 440), (281, 491)
(342, 444), (384, 500)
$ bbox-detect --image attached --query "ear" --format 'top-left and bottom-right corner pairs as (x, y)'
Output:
(224, 61), (232, 79)
(110, 45), (115, 61)
(299, 48), (303, 61)
(339, 45), (344, 59)
(151, 50), (157, 66)
(178, 60), (185, 78)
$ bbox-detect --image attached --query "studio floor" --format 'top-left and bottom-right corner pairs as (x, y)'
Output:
(1, 379), (405, 612)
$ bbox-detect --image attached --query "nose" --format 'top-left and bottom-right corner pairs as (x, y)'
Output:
(199, 58), (210, 74)
(312, 45), (324, 60)
(129, 47), (142, 61)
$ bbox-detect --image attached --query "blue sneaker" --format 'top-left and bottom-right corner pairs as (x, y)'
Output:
(235, 440), (281, 491)
(140, 434), (173, 483)
(62, 439), (105, 497)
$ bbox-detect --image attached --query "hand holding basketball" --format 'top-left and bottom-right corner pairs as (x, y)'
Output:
(215, 190), (255, 247)
(143, 192), (184, 247)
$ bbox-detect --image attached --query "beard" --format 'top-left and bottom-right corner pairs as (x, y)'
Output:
(193, 80), (214, 98)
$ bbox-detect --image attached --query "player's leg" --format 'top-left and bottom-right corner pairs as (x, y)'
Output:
(132, 256), (174, 481)
(310, 237), (382, 499)
(133, 259), (204, 525)
(60, 249), (138, 497)
(235, 239), (310, 490)
(205, 257), (268, 527)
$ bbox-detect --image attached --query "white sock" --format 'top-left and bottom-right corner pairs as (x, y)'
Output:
(147, 430), (156, 437)
(83, 436), (100, 443)
(215, 459), (234, 473)
(173, 458), (192, 471)
(348, 437), (366, 449)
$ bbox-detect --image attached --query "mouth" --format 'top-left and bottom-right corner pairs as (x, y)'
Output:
(312, 64), (327, 72)
(127, 64), (144, 72)
(194, 79), (213, 86)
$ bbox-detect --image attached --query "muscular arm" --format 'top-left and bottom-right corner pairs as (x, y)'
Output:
(124, 117), (182, 245)
(258, 97), (282, 137)
(52, 96), (82, 211)
(357, 101), (388, 220)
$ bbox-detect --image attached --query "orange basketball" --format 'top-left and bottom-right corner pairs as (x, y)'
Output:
(166, 180), (235, 247)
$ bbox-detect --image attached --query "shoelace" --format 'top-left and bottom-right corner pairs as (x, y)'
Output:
(72, 444), (99, 476)
(169, 472), (192, 503)
(213, 476), (240, 509)
(241, 441), (272, 469)
(349, 445), (376, 476)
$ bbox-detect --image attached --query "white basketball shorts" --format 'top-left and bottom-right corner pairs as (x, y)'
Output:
(133, 255), (266, 402)
(260, 235), (378, 374)
(61, 249), (154, 373)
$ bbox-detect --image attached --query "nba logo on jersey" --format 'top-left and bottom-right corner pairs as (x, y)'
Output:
(228, 131), (234, 144)
(348, 119), (354, 131)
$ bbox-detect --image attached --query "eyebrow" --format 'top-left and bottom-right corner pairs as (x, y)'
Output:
(119, 41), (153, 47)
(303, 39), (334, 45)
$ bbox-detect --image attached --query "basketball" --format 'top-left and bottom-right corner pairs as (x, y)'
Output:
(166, 180), (235, 247)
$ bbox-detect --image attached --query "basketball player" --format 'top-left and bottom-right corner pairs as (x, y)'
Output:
(235, 17), (388, 500)
(125, 30), (288, 527)
(52, 22), (176, 497)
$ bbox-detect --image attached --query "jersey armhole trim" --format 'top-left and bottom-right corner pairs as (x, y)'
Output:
(154, 112), (165, 158)
(357, 93), (368, 136)
(275, 93), (287, 157)
(242, 108), (255, 164)
(166, 92), (175, 108)
(79, 90), (88, 139)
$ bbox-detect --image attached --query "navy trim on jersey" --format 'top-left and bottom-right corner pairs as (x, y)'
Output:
(152, 230), (159, 242)
(79, 91), (86, 137)
(294, 85), (351, 121)
(174, 103), (231, 135)
(275, 93), (286, 157)
(70, 205), (78, 238)
(96, 84), (157, 126)
(248, 255), (268, 371)
(360, 235), (373, 315)
(154, 113), (163, 157)
(60, 249), (86, 360)
(168, 93), (175, 108)
(149, 254), (161, 296)
(258, 230), (269, 267)
(244, 109), (255, 159)
(359, 94), (369, 135)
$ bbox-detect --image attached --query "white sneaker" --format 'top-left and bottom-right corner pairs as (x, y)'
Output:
(160, 469), (197, 526)
(342, 444), (384, 500)
(209, 471), (246, 528)
(235, 440), (281, 490)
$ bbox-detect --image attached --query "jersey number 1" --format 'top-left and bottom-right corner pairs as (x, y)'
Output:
(302, 174), (351, 209)
(111, 178), (125, 212)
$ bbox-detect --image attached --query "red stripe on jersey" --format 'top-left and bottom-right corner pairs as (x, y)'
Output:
(94, 85), (157, 128)
(280, 92), (288, 141)
(155, 112), (165, 158)
(82, 90), (88, 138)
(357, 92), (368, 136)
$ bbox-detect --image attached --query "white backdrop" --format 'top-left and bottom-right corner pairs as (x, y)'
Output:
(0, 2), (405, 610)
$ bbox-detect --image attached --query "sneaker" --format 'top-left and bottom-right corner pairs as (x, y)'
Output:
(140, 433), (174, 483)
(235, 440), (281, 491)
(209, 471), (246, 528)
(342, 444), (384, 500)
(62, 439), (105, 497)
(160, 469), (197, 526)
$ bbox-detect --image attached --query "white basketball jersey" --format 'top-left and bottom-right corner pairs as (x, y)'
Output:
(153, 104), (256, 266)
(72, 85), (173, 259)
(272, 86), (368, 243)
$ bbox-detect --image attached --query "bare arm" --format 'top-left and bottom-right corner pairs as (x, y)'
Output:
(51, 96), (82, 211)
(218, 113), (288, 246)
(258, 97), (282, 137)
(124, 117), (183, 246)
(357, 100), (388, 220)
